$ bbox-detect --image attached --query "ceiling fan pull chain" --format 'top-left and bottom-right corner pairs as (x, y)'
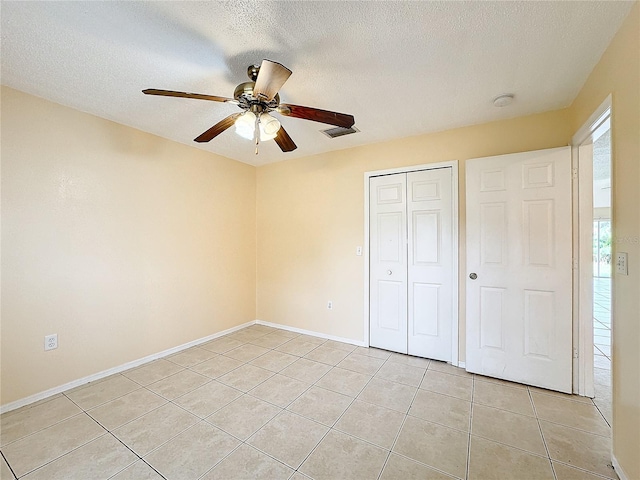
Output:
(254, 113), (260, 155)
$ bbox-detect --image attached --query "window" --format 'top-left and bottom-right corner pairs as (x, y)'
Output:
(593, 220), (611, 278)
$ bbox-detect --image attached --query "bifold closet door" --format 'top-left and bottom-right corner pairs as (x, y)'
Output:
(407, 168), (453, 361)
(369, 173), (408, 354)
(369, 168), (453, 360)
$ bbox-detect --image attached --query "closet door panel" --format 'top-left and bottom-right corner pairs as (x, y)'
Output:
(407, 168), (453, 361)
(369, 174), (408, 354)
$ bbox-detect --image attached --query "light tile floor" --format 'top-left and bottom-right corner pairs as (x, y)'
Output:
(1, 324), (616, 480)
(593, 277), (612, 427)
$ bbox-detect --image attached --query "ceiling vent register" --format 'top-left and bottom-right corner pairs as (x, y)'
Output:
(321, 126), (360, 138)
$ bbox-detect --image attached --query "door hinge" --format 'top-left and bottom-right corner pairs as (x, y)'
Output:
(572, 258), (579, 270)
(572, 167), (578, 180)
(573, 348), (579, 359)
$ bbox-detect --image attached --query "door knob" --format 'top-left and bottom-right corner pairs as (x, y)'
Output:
(387, 270), (392, 275)
(469, 273), (477, 280)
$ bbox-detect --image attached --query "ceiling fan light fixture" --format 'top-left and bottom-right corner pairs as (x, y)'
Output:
(259, 129), (277, 141)
(235, 111), (280, 141)
(235, 111), (256, 140)
(259, 112), (281, 136)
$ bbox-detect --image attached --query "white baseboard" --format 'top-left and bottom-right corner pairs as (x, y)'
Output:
(0, 320), (256, 414)
(255, 320), (366, 347)
(257, 319), (464, 365)
(3, 320), (370, 414)
(612, 453), (629, 480)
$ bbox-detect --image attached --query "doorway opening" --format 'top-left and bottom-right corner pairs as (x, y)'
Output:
(572, 95), (611, 417)
(591, 117), (612, 424)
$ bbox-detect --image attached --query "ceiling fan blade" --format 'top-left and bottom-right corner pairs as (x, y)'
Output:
(194, 113), (242, 143)
(274, 126), (297, 152)
(253, 60), (292, 102)
(143, 89), (236, 103)
(277, 104), (355, 128)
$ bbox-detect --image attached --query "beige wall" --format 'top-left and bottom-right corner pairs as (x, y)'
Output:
(1, 87), (257, 405)
(256, 108), (572, 347)
(571, 3), (640, 478)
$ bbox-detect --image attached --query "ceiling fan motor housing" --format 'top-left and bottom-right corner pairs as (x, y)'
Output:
(233, 81), (280, 108)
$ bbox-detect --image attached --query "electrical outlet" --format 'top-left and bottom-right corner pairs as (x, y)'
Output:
(44, 334), (58, 351)
(327, 301), (333, 310)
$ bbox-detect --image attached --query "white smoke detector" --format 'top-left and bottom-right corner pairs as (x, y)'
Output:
(493, 94), (515, 107)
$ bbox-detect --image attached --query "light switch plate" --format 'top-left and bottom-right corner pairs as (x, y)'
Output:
(616, 252), (628, 275)
(356, 246), (362, 256)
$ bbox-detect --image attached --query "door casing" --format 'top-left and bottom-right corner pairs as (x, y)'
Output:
(364, 161), (459, 365)
(571, 94), (612, 397)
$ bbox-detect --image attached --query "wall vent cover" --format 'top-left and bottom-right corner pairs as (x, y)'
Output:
(321, 126), (360, 138)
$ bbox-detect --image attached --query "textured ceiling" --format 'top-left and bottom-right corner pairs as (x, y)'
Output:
(1, 1), (634, 166)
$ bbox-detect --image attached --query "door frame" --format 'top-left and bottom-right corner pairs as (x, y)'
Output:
(571, 94), (612, 397)
(363, 161), (460, 365)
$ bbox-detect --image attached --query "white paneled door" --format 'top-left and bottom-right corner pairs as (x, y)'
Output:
(370, 168), (454, 361)
(466, 147), (573, 393)
(407, 168), (454, 361)
(369, 173), (408, 354)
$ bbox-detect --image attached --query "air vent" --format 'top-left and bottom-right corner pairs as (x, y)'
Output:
(321, 126), (360, 139)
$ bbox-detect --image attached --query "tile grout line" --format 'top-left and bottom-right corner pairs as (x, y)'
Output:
(377, 363), (431, 480)
(64, 373), (148, 410)
(386, 451), (464, 480)
(291, 350), (390, 477)
(0, 451), (18, 480)
(106, 431), (169, 480)
(110, 398), (210, 462)
(470, 392), (609, 438)
(193, 442), (246, 480)
(526, 416), (612, 439)
(467, 431), (563, 460)
(139, 415), (239, 478)
(9, 430), (112, 479)
(197, 395), (296, 480)
(466, 373), (475, 480)
(551, 459), (617, 480)
(195, 342), (383, 477)
(0, 394), (66, 421)
(245, 426), (312, 476)
(150, 344), (454, 478)
(527, 386), (557, 480)
(170, 332), (304, 454)
(0, 408), (87, 450)
(591, 400), (612, 428)
(196, 335), (320, 397)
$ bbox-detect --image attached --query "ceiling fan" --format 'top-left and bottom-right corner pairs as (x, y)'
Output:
(143, 60), (355, 154)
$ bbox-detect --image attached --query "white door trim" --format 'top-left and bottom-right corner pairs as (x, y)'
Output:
(571, 94), (612, 397)
(364, 161), (459, 365)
